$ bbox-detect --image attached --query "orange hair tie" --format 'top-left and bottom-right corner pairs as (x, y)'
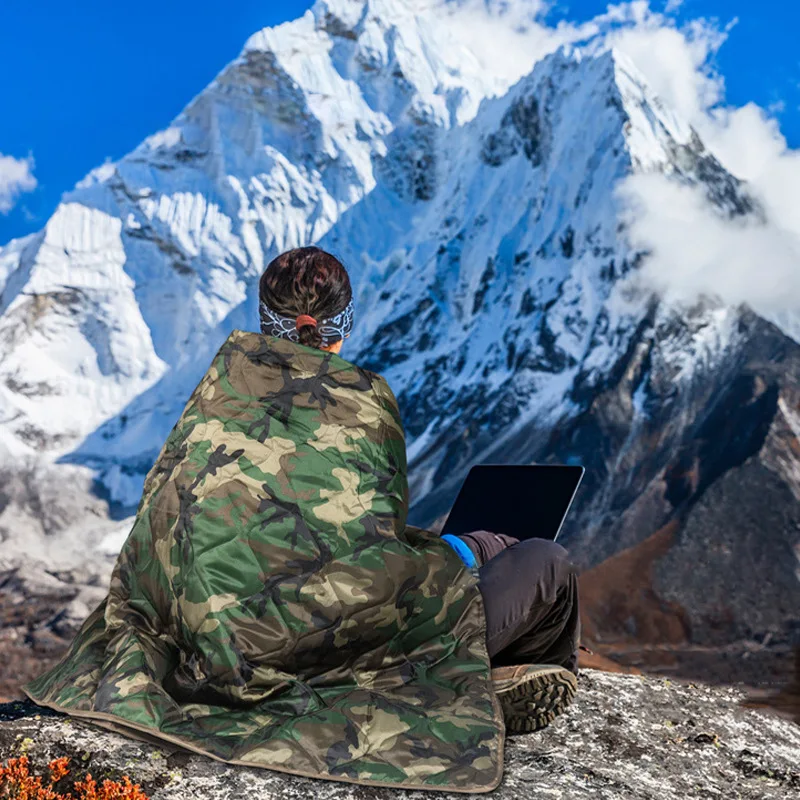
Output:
(295, 314), (317, 329)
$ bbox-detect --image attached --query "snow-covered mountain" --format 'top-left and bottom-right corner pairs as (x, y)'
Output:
(0, 0), (539, 500)
(0, 0), (798, 684)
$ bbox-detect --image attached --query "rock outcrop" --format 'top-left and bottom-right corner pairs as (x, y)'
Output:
(1, 670), (798, 799)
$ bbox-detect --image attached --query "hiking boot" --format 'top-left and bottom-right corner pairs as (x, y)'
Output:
(491, 664), (577, 734)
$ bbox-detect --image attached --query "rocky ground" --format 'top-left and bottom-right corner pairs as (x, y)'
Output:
(1, 670), (798, 799)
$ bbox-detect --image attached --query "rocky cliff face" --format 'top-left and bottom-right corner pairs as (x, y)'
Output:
(1, 671), (799, 798)
(0, 0), (798, 692)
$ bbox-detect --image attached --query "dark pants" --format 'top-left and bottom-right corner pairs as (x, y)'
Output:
(455, 531), (581, 675)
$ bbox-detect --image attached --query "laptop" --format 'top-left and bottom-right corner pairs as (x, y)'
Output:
(440, 464), (584, 542)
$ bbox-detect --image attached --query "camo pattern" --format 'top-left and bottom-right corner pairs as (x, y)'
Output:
(24, 331), (505, 792)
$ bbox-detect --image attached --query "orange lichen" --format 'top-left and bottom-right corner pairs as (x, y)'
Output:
(47, 759), (69, 785)
(70, 774), (148, 800)
(0, 756), (58, 800)
(0, 756), (149, 800)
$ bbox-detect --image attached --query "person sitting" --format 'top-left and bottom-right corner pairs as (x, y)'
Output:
(24, 246), (580, 793)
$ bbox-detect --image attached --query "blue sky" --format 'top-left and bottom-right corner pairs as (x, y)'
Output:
(1, 0), (798, 246)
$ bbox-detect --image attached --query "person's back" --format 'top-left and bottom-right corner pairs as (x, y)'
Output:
(23, 246), (579, 793)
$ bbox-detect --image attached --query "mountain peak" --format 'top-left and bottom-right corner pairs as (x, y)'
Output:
(0, 2), (771, 518)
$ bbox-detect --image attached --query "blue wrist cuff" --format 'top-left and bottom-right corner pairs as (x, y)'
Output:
(441, 534), (477, 569)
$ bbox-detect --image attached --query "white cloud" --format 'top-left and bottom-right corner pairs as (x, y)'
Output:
(767, 99), (786, 115)
(581, 3), (800, 323)
(432, 0), (592, 87)
(0, 152), (37, 214)
(617, 174), (800, 312)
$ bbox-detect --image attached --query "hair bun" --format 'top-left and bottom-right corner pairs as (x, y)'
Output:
(295, 314), (317, 329)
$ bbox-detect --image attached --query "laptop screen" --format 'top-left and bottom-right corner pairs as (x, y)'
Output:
(440, 464), (584, 542)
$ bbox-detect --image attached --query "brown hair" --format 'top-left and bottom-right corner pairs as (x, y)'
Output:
(259, 246), (353, 349)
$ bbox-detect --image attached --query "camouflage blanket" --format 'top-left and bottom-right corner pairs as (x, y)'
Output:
(24, 331), (504, 793)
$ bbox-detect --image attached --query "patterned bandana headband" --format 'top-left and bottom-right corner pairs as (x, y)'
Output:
(259, 298), (355, 346)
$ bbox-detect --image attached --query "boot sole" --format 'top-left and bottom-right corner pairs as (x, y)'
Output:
(495, 667), (578, 734)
